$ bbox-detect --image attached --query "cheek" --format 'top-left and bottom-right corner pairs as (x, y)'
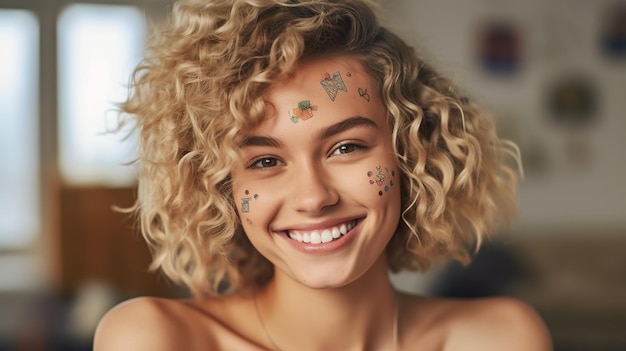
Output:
(339, 164), (400, 205)
(237, 189), (260, 214)
(365, 165), (397, 197)
(234, 187), (265, 226)
(233, 185), (283, 244)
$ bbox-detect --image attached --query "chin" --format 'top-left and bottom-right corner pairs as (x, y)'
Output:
(298, 278), (354, 290)
(289, 264), (364, 290)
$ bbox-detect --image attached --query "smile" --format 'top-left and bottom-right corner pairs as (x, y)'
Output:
(286, 219), (358, 244)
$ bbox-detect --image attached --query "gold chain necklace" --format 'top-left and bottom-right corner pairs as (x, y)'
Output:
(253, 292), (399, 351)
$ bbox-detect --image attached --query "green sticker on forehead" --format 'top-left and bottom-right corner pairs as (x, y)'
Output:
(289, 100), (318, 123)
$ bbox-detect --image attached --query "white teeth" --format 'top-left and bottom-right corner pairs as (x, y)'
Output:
(286, 220), (359, 245)
(310, 231), (322, 244)
(321, 229), (333, 243)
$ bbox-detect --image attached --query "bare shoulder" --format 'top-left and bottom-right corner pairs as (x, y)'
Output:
(442, 297), (552, 351)
(94, 294), (264, 351)
(93, 296), (217, 351)
(398, 294), (551, 351)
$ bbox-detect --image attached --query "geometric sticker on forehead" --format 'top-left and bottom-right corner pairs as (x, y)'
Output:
(320, 71), (348, 101)
(289, 100), (318, 124)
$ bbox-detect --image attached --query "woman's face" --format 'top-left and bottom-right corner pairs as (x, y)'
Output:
(231, 55), (401, 289)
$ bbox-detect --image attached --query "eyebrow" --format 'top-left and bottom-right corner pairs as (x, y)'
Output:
(317, 115), (379, 141)
(239, 115), (379, 148)
(240, 135), (283, 148)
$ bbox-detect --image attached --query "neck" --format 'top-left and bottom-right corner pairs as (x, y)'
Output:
(255, 255), (398, 351)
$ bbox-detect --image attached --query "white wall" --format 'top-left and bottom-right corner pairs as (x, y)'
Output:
(383, 0), (626, 234)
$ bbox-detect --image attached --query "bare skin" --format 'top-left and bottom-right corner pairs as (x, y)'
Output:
(94, 56), (552, 351)
(94, 289), (551, 350)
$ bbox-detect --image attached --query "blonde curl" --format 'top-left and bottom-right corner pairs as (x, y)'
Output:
(122, 0), (521, 296)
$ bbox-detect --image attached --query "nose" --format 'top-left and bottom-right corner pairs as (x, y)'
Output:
(290, 163), (339, 214)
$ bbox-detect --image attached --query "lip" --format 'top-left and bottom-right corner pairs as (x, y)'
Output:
(274, 217), (365, 254)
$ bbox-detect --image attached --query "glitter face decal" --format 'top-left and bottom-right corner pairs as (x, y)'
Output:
(289, 100), (318, 124)
(358, 88), (371, 102)
(240, 190), (259, 213)
(367, 166), (395, 196)
(320, 71), (348, 101)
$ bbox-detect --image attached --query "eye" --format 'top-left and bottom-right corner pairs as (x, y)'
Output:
(331, 142), (365, 156)
(248, 156), (284, 169)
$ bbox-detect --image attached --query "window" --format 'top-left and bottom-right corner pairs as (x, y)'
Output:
(0, 9), (39, 248)
(57, 4), (146, 186)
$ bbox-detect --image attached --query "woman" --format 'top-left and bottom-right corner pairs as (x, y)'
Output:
(94, 0), (552, 349)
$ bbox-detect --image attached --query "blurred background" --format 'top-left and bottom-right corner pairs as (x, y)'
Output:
(0, 0), (624, 350)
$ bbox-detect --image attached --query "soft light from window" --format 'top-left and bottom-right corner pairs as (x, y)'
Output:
(58, 4), (145, 186)
(0, 10), (39, 248)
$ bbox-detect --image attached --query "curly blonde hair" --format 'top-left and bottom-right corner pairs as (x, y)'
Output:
(122, 0), (521, 296)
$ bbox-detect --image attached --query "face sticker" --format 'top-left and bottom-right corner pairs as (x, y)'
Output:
(358, 88), (371, 102)
(289, 100), (318, 124)
(240, 190), (259, 213)
(367, 166), (395, 196)
(320, 71), (348, 101)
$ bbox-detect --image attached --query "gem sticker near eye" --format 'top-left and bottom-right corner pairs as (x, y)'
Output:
(368, 166), (395, 196)
(320, 71), (348, 101)
(289, 100), (318, 124)
(358, 88), (370, 102)
(241, 190), (259, 213)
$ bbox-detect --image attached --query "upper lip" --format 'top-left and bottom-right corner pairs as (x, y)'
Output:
(272, 216), (364, 233)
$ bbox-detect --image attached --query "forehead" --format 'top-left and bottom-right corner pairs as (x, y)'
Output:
(256, 56), (383, 132)
(268, 56), (372, 96)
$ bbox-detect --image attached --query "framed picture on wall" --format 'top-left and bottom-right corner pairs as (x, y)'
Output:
(601, 2), (626, 60)
(476, 19), (523, 77)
